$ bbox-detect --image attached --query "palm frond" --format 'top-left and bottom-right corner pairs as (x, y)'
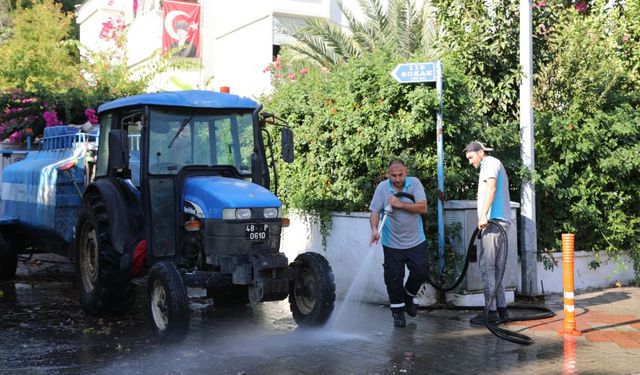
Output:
(295, 17), (361, 62)
(288, 31), (342, 67)
(338, 0), (378, 52)
(281, 0), (437, 65)
(357, 0), (388, 30)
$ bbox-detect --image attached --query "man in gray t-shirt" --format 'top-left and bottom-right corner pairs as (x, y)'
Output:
(369, 159), (428, 328)
(464, 141), (511, 325)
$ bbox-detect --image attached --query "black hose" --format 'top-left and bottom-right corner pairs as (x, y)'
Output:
(390, 191), (554, 344)
(424, 220), (555, 345)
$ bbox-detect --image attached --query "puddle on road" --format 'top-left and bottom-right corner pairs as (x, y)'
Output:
(0, 256), (375, 375)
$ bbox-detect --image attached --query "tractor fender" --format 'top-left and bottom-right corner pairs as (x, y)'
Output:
(81, 177), (145, 256)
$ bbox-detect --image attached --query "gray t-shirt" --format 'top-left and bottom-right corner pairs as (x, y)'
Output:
(369, 176), (427, 249)
(478, 156), (512, 222)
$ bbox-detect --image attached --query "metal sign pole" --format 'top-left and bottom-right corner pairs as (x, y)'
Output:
(390, 61), (445, 271)
(435, 60), (445, 273)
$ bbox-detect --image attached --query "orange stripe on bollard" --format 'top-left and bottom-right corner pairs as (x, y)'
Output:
(559, 233), (581, 337)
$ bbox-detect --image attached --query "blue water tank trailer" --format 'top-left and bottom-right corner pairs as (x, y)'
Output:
(0, 90), (335, 338)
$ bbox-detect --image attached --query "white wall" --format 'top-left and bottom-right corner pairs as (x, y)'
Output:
(280, 212), (437, 305)
(281, 212), (637, 306)
(536, 251), (635, 293)
(125, 9), (163, 67)
(76, 0), (365, 96)
(210, 13), (274, 97)
(76, 0), (126, 54)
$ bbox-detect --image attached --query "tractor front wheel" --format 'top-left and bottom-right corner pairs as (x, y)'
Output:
(147, 262), (190, 340)
(289, 252), (336, 326)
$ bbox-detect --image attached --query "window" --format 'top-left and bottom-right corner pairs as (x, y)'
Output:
(95, 113), (112, 178)
(148, 109), (255, 175)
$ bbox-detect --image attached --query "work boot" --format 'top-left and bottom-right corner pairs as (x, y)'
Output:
(498, 307), (509, 321)
(392, 308), (406, 327)
(470, 310), (499, 325)
(405, 296), (418, 318)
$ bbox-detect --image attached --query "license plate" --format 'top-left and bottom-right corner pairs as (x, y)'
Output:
(245, 223), (269, 240)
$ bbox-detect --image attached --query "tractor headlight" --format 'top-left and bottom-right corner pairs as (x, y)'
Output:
(222, 208), (252, 220)
(263, 207), (279, 219)
(235, 208), (252, 220)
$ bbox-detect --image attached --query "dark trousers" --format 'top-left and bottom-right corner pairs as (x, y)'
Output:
(382, 241), (428, 308)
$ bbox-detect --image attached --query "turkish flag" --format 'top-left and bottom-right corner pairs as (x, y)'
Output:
(162, 1), (200, 58)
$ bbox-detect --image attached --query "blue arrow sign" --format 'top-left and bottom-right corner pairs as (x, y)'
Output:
(390, 62), (436, 83)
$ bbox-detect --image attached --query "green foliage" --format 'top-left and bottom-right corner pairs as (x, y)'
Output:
(534, 0), (638, 114)
(262, 49), (488, 245)
(0, 0), (78, 93)
(0, 2), (189, 143)
(267, 0), (640, 282)
(535, 105), (640, 279)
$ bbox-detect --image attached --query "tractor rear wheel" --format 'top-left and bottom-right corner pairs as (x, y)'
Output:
(75, 194), (133, 315)
(0, 231), (17, 281)
(147, 261), (189, 339)
(289, 252), (336, 326)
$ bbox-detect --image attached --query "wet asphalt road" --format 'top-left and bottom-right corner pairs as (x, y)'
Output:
(0, 255), (410, 375)
(8, 255), (639, 375)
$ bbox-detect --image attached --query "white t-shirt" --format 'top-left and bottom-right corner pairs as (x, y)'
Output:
(478, 156), (512, 222)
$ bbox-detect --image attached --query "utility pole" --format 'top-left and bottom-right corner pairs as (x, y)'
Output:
(520, 0), (538, 296)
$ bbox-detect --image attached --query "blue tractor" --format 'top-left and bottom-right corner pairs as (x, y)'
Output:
(0, 90), (336, 337)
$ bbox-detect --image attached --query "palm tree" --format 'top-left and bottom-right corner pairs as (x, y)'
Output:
(282, 0), (437, 67)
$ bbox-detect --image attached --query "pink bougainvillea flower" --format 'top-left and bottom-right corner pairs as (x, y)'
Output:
(534, 1), (546, 8)
(274, 55), (282, 71)
(287, 73), (297, 81)
(99, 17), (126, 41)
(43, 111), (62, 127)
(575, 1), (588, 13)
(262, 66), (271, 73)
(299, 67), (309, 75)
(84, 108), (99, 125)
(8, 131), (22, 144)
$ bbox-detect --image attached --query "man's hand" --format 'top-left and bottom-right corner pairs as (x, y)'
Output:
(478, 214), (488, 230)
(388, 196), (401, 208)
(370, 229), (380, 245)
(369, 212), (381, 245)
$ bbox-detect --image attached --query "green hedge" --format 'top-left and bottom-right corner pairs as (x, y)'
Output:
(263, 51), (640, 282)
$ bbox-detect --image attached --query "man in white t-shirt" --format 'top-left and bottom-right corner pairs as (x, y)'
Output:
(464, 141), (512, 325)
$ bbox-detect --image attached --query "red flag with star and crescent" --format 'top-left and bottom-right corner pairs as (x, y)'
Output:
(162, 1), (200, 58)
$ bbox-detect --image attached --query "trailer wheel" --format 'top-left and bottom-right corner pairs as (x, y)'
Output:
(75, 194), (133, 315)
(0, 231), (17, 281)
(289, 252), (336, 326)
(147, 262), (189, 339)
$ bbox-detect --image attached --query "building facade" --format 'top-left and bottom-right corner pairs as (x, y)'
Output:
(76, 0), (351, 98)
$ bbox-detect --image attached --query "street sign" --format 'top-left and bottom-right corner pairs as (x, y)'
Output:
(390, 62), (436, 83)
(390, 60), (446, 268)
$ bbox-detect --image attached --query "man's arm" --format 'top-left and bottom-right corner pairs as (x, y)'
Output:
(478, 177), (497, 229)
(387, 196), (427, 214)
(370, 211), (381, 245)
